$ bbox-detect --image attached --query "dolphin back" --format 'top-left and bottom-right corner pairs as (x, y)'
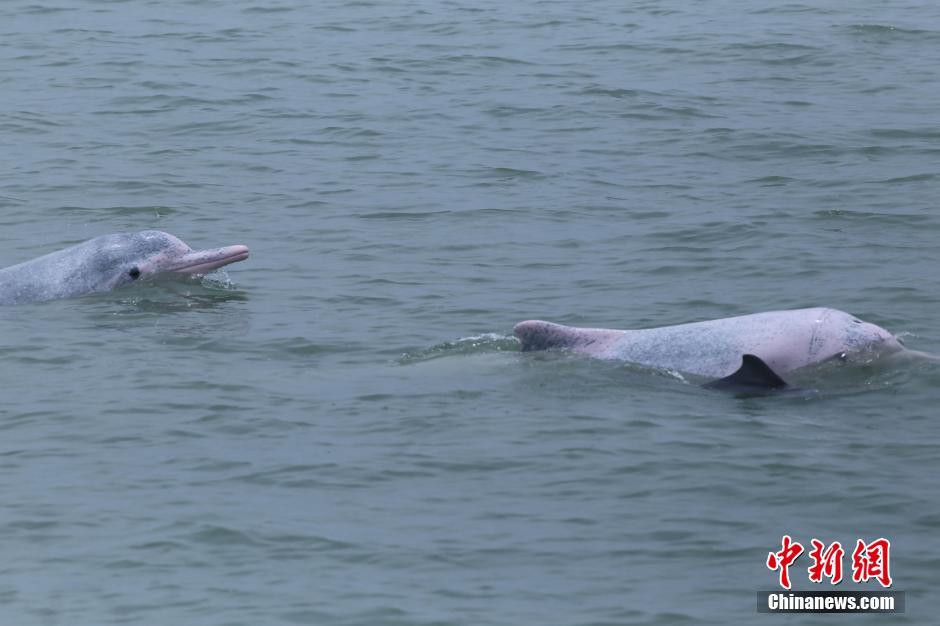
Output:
(0, 235), (122, 305)
(0, 245), (82, 305)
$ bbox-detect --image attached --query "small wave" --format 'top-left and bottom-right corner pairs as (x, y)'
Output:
(848, 24), (939, 37)
(868, 127), (940, 140)
(199, 270), (241, 289)
(400, 333), (519, 363)
(98, 274), (248, 314)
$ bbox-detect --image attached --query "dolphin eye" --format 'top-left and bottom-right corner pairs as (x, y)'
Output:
(128, 266), (141, 279)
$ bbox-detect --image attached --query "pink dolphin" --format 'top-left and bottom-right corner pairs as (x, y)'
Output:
(514, 308), (906, 390)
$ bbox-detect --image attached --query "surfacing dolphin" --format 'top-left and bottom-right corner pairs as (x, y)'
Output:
(0, 230), (249, 306)
(514, 308), (907, 391)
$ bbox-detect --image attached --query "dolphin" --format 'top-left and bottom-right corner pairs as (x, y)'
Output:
(513, 308), (907, 391)
(0, 230), (249, 306)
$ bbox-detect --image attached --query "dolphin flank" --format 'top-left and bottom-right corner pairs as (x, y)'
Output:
(0, 230), (249, 306)
(514, 308), (906, 388)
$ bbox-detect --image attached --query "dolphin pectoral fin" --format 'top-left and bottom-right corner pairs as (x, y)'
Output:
(704, 354), (789, 392)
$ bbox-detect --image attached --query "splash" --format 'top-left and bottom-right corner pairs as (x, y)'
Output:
(400, 333), (520, 364)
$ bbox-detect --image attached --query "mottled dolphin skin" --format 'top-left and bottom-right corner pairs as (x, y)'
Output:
(0, 230), (249, 306)
(514, 308), (905, 382)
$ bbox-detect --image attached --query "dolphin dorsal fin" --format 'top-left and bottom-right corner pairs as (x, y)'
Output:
(705, 354), (789, 391)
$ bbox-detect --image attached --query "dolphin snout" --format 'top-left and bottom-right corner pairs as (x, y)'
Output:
(168, 244), (250, 274)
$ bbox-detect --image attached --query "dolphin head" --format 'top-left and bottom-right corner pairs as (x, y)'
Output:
(831, 310), (906, 359)
(84, 230), (250, 292)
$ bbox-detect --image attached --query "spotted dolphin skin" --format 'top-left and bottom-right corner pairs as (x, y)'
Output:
(0, 230), (249, 306)
(514, 308), (906, 390)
